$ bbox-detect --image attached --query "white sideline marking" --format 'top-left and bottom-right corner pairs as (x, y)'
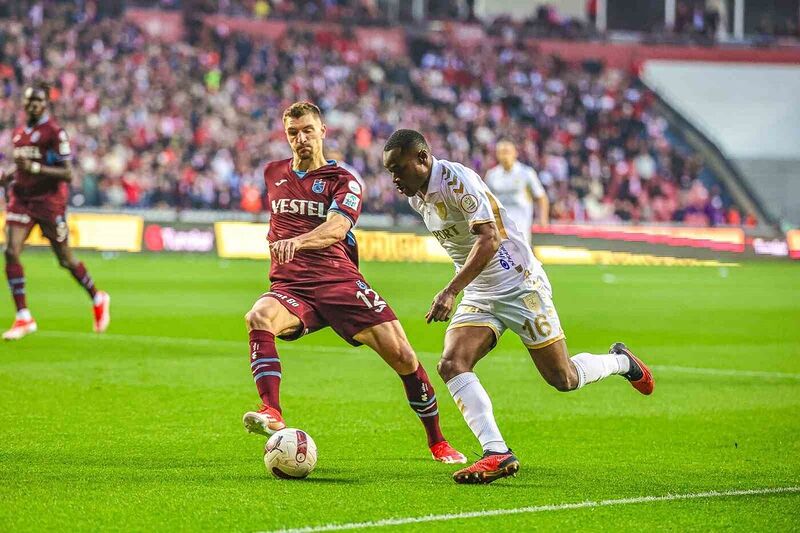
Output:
(266, 486), (800, 533)
(34, 330), (800, 381)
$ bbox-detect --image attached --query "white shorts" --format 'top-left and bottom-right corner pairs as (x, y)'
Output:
(448, 274), (565, 350)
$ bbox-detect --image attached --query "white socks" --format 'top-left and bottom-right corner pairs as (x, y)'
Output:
(446, 372), (508, 454)
(16, 308), (32, 321)
(571, 352), (630, 389)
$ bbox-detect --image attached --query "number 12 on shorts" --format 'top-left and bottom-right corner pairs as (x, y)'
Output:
(355, 287), (387, 313)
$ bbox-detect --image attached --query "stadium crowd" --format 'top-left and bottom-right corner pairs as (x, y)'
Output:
(0, 2), (751, 226)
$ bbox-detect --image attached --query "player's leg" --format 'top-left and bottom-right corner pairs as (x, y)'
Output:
(441, 310), (520, 484)
(437, 326), (508, 454)
(353, 320), (466, 463)
(3, 221), (37, 340)
(528, 339), (654, 395)
(242, 294), (304, 436)
(43, 217), (110, 332)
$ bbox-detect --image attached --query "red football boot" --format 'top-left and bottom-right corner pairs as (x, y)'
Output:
(610, 342), (655, 395)
(453, 450), (520, 484)
(2, 317), (38, 341)
(242, 404), (286, 437)
(93, 291), (111, 333)
(430, 440), (467, 464)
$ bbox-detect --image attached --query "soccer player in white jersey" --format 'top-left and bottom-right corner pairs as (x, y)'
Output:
(485, 140), (549, 234)
(383, 130), (654, 484)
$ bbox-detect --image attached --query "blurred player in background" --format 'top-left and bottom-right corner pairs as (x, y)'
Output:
(0, 83), (110, 340)
(383, 129), (654, 484)
(484, 140), (549, 236)
(241, 102), (465, 464)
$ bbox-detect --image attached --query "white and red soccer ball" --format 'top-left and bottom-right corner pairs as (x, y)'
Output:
(264, 428), (318, 479)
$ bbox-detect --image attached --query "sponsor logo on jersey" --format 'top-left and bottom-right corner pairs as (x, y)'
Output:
(342, 192), (360, 210)
(435, 202), (448, 219)
(431, 224), (461, 243)
(312, 179), (326, 194)
(459, 194), (478, 214)
(356, 280), (367, 290)
(348, 180), (361, 194)
(496, 244), (518, 269)
(270, 199), (327, 218)
(13, 134), (21, 143)
(30, 131), (41, 143)
(13, 146), (42, 160)
(275, 179), (288, 187)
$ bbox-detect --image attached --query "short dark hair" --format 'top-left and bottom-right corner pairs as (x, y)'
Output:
(282, 101), (322, 122)
(24, 81), (51, 100)
(383, 129), (428, 154)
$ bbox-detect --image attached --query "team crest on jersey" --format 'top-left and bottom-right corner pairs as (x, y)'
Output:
(312, 179), (326, 194)
(30, 131), (41, 143)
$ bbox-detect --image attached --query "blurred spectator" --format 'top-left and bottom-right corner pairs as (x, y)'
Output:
(0, 2), (743, 226)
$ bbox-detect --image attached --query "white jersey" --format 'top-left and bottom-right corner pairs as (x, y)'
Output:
(409, 157), (543, 297)
(485, 162), (545, 232)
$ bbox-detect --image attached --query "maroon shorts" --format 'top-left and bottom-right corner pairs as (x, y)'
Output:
(262, 277), (398, 346)
(5, 193), (69, 243)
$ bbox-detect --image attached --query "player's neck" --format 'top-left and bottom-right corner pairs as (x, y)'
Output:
(292, 152), (328, 173)
(501, 161), (514, 172)
(418, 168), (433, 197)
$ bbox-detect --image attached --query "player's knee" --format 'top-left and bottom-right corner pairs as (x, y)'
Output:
(437, 354), (469, 382)
(390, 346), (417, 375)
(57, 257), (71, 269)
(543, 367), (577, 392)
(3, 247), (19, 264)
(245, 307), (275, 333)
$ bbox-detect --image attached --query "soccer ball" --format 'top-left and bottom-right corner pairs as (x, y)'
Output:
(264, 428), (317, 479)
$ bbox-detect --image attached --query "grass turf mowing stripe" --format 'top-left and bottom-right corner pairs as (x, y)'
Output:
(267, 487), (800, 533)
(33, 330), (800, 382)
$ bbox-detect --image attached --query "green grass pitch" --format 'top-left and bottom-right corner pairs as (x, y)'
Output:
(1, 252), (799, 531)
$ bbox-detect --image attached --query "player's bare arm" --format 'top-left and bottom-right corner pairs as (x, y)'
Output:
(536, 191), (549, 227)
(427, 222), (500, 323)
(269, 211), (352, 265)
(13, 157), (73, 183)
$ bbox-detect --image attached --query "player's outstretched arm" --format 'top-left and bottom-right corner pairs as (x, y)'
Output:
(269, 211), (352, 265)
(426, 222), (501, 323)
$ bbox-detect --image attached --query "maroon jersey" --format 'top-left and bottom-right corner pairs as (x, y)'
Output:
(10, 116), (71, 204)
(264, 158), (364, 283)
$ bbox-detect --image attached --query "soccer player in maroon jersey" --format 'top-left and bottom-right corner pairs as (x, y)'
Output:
(0, 83), (110, 340)
(241, 102), (466, 464)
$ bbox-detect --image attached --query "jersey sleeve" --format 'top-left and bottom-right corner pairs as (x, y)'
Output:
(329, 173), (363, 227)
(441, 164), (496, 230)
(50, 127), (72, 163)
(527, 167), (545, 199)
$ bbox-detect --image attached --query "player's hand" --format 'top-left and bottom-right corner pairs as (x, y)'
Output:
(14, 157), (32, 172)
(426, 287), (457, 323)
(269, 238), (302, 264)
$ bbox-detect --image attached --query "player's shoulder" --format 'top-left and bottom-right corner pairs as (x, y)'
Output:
(516, 161), (536, 174)
(43, 117), (66, 135)
(264, 158), (291, 178)
(437, 158), (482, 194)
(484, 164), (500, 177)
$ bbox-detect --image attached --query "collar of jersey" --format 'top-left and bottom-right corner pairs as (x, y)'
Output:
(423, 156), (442, 201)
(24, 114), (49, 133)
(292, 159), (337, 179)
